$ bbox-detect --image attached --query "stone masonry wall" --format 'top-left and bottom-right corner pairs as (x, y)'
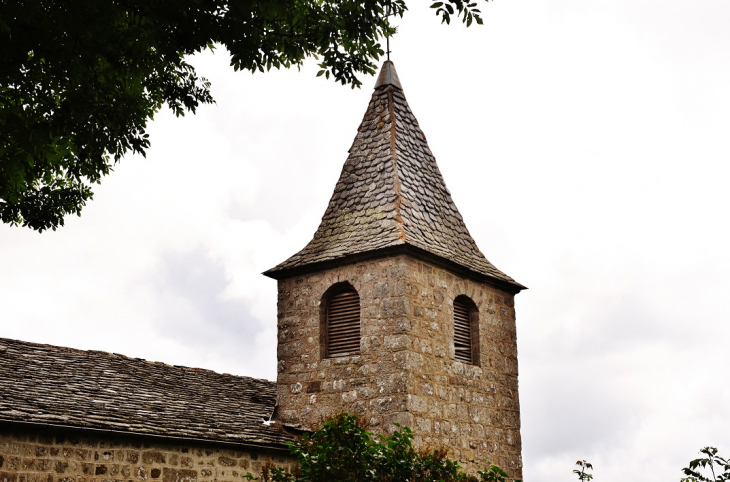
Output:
(275, 254), (522, 479)
(0, 427), (294, 482)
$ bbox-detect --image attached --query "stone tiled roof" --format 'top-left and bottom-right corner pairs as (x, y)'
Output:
(266, 61), (523, 290)
(0, 337), (291, 448)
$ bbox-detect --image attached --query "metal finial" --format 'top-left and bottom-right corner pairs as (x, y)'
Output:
(385, 2), (393, 61)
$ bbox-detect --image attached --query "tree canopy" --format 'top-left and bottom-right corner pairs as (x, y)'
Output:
(0, 0), (487, 232)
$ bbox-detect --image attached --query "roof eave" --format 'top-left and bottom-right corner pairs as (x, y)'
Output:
(0, 418), (292, 453)
(263, 245), (526, 294)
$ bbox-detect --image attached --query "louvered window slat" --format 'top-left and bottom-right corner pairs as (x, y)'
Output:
(328, 308), (360, 318)
(328, 327), (360, 336)
(454, 299), (473, 364)
(328, 336), (361, 344)
(327, 288), (361, 357)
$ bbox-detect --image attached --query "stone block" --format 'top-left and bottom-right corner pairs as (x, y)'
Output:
(217, 456), (236, 467)
(360, 336), (382, 353)
(444, 404), (457, 419)
(369, 397), (395, 414)
(142, 452), (166, 465)
(382, 412), (413, 433)
(415, 417), (432, 434)
(349, 400), (368, 416)
(382, 299), (408, 317)
(383, 334), (409, 351)
(373, 282), (389, 297)
(376, 373), (406, 394)
(162, 468), (197, 482)
(341, 390), (358, 403)
(408, 395), (428, 414)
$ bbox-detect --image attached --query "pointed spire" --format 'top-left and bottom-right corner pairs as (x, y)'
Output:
(265, 62), (522, 292)
(374, 60), (402, 89)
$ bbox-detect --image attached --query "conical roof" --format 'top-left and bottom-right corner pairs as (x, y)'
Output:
(265, 61), (523, 292)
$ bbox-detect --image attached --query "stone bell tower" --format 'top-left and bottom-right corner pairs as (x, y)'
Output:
(264, 61), (525, 477)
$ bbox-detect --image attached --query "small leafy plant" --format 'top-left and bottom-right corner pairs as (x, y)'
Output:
(681, 447), (730, 482)
(573, 460), (594, 481)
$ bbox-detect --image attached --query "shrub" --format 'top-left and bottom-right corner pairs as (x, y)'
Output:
(245, 413), (521, 482)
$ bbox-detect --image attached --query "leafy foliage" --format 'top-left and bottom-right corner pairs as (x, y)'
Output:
(477, 463), (517, 482)
(0, 0), (490, 231)
(431, 1), (485, 26)
(682, 447), (730, 482)
(573, 460), (594, 481)
(244, 413), (520, 482)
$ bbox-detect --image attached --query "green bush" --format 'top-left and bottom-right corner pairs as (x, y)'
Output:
(245, 413), (521, 482)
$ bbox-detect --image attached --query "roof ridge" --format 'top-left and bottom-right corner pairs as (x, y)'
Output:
(0, 336), (274, 383)
(388, 86), (407, 243)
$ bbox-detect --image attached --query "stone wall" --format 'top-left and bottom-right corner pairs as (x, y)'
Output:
(275, 253), (522, 478)
(0, 426), (294, 482)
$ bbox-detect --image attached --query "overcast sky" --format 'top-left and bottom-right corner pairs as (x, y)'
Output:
(2, 1), (730, 480)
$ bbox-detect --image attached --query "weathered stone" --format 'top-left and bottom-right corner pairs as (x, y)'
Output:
(162, 468), (196, 482)
(275, 255), (522, 477)
(142, 451), (165, 465)
(0, 430), (295, 482)
(0, 472), (17, 482)
(216, 457), (236, 467)
(123, 451), (138, 464)
(53, 461), (67, 474)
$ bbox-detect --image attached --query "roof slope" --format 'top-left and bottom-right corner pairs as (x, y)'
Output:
(266, 61), (521, 290)
(0, 337), (290, 448)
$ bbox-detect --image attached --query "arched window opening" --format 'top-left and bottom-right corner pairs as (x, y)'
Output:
(454, 296), (478, 364)
(326, 286), (361, 357)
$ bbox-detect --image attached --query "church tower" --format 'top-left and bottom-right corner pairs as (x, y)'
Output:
(264, 62), (525, 477)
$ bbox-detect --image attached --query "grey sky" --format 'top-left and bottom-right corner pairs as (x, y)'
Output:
(2, 1), (730, 480)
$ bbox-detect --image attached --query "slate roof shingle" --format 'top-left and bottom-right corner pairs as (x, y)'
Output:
(265, 61), (523, 291)
(0, 337), (291, 448)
